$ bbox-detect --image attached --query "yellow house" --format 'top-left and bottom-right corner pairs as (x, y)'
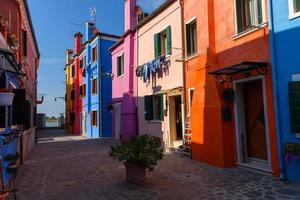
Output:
(65, 49), (74, 133)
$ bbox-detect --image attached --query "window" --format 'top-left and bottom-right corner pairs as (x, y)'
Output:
(80, 84), (86, 98)
(288, 81), (300, 133)
(71, 65), (75, 77)
(236, 0), (263, 33)
(92, 78), (97, 94)
(91, 110), (97, 127)
(188, 88), (194, 114)
(117, 54), (124, 77)
(144, 95), (164, 121)
(154, 26), (172, 58)
(92, 46), (97, 62)
(289, 0), (300, 19)
(22, 30), (27, 57)
(80, 56), (86, 68)
(186, 19), (197, 57)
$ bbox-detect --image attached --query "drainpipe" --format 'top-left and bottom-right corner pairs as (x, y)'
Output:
(179, 0), (187, 145)
(268, 0), (286, 180)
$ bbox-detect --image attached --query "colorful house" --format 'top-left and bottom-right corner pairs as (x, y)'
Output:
(0, 0), (40, 185)
(136, 0), (185, 149)
(110, 0), (137, 140)
(80, 22), (120, 138)
(268, 0), (300, 181)
(64, 49), (74, 133)
(183, 0), (280, 176)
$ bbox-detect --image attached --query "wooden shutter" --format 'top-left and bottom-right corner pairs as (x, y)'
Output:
(154, 33), (161, 59)
(159, 94), (164, 121)
(144, 95), (153, 121)
(12, 89), (26, 125)
(289, 81), (300, 133)
(236, 0), (243, 33)
(166, 26), (172, 55)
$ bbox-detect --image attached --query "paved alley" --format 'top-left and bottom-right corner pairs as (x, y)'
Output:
(13, 129), (300, 200)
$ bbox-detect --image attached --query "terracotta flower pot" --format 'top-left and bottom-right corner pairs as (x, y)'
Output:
(0, 192), (9, 200)
(0, 93), (15, 106)
(125, 164), (146, 184)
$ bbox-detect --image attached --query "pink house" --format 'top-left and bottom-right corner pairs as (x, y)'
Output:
(110, 0), (137, 140)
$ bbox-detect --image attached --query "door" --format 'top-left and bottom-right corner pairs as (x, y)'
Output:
(113, 103), (121, 139)
(81, 112), (86, 137)
(234, 78), (271, 170)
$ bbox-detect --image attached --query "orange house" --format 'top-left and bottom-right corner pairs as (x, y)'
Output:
(183, 0), (279, 176)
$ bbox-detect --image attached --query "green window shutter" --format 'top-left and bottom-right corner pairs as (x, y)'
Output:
(166, 26), (172, 55)
(289, 81), (300, 133)
(236, 0), (243, 33)
(159, 94), (164, 121)
(154, 33), (161, 59)
(144, 95), (153, 121)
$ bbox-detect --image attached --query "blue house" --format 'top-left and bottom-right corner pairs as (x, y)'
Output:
(269, 0), (300, 182)
(80, 22), (119, 139)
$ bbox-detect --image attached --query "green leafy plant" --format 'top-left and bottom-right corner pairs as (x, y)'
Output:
(109, 134), (164, 172)
(284, 143), (300, 162)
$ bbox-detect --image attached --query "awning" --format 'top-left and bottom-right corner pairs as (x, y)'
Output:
(208, 61), (268, 76)
(154, 87), (183, 96)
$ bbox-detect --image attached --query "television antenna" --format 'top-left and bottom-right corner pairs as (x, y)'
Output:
(90, 6), (97, 23)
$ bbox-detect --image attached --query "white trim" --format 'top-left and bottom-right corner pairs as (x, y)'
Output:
(233, 76), (272, 171)
(185, 16), (197, 25)
(117, 53), (125, 78)
(289, 0), (300, 19)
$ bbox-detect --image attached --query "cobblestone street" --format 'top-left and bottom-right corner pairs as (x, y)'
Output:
(12, 129), (300, 200)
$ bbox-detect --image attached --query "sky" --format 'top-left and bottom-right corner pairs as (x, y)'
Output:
(27, 0), (165, 117)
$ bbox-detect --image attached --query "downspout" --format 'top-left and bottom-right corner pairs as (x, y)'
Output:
(268, 0), (286, 180)
(179, 0), (187, 148)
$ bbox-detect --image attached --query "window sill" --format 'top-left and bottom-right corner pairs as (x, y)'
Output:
(117, 74), (124, 78)
(149, 120), (162, 123)
(185, 53), (199, 62)
(289, 12), (300, 20)
(232, 22), (268, 40)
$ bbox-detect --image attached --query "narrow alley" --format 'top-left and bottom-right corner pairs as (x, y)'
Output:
(12, 129), (300, 200)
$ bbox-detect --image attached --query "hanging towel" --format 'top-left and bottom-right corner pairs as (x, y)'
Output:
(154, 58), (160, 70)
(160, 55), (166, 67)
(149, 60), (156, 73)
(143, 63), (149, 83)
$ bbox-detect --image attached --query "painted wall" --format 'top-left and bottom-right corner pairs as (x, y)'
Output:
(269, 0), (300, 182)
(65, 50), (73, 133)
(184, 0), (279, 176)
(111, 0), (137, 140)
(137, 0), (183, 146)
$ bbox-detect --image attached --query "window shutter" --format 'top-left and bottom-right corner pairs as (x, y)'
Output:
(159, 94), (164, 121)
(12, 89), (26, 125)
(154, 33), (161, 59)
(236, 0), (243, 33)
(166, 26), (172, 55)
(289, 81), (300, 133)
(144, 95), (153, 121)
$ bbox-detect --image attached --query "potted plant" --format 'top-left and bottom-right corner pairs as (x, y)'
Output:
(0, 89), (14, 106)
(109, 134), (164, 184)
(284, 143), (300, 162)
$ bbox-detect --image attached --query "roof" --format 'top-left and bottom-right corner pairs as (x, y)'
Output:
(24, 0), (40, 58)
(109, 30), (132, 52)
(136, 0), (177, 29)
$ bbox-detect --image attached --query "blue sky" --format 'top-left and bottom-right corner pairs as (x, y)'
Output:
(28, 0), (165, 117)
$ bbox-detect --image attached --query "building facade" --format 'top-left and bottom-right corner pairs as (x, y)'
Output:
(183, 0), (280, 176)
(64, 49), (73, 133)
(136, 0), (185, 149)
(110, 0), (137, 140)
(269, 0), (300, 182)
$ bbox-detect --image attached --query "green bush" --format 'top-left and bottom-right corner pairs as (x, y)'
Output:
(109, 134), (164, 171)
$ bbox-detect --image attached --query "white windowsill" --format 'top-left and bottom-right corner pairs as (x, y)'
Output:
(289, 11), (300, 20)
(117, 74), (124, 78)
(232, 22), (268, 40)
(185, 53), (199, 62)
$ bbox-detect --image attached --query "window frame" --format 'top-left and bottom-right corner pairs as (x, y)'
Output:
(92, 46), (97, 63)
(92, 78), (97, 95)
(186, 17), (198, 58)
(234, 0), (266, 34)
(152, 95), (162, 121)
(117, 53), (125, 77)
(160, 30), (167, 56)
(91, 110), (98, 127)
(80, 84), (86, 98)
(22, 29), (27, 57)
(289, 0), (300, 19)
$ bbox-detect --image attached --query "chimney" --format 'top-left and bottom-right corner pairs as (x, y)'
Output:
(125, 0), (136, 31)
(74, 32), (83, 55)
(86, 22), (96, 41)
(66, 49), (73, 64)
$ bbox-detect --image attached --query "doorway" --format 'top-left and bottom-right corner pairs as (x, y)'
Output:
(234, 77), (271, 171)
(113, 103), (121, 140)
(169, 95), (183, 148)
(81, 112), (86, 137)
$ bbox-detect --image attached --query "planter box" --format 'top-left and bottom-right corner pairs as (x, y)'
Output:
(125, 164), (146, 184)
(0, 93), (15, 106)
